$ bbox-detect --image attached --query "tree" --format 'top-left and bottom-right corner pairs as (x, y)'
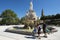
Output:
(40, 9), (45, 20)
(1, 9), (19, 25)
(55, 13), (60, 19)
(41, 9), (44, 17)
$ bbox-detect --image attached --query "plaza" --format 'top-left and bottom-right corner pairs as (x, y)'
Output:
(0, 0), (60, 40)
(0, 25), (60, 40)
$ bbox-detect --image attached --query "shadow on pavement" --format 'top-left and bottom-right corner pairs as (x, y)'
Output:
(25, 35), (35, 39)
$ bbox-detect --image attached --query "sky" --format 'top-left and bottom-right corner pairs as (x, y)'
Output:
(0, 0), (60, 18)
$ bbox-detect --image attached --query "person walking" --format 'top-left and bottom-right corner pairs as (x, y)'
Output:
(32, 21), (38, 38)
(33, 26), (37, 37)
(42, 22), (47, 38)
(37, 24), (41, 39)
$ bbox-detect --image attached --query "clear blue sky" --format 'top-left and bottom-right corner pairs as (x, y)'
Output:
(0, 0), (60, 18)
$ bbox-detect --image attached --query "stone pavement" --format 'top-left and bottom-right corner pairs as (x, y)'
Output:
(0, 25), (60, 40)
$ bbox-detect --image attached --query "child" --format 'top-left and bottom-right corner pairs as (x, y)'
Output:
(33, 26), (37, 38)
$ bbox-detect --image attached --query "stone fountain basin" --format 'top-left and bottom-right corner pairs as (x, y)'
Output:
(5, 26), (57, 35)
(5, 27), (33, 35)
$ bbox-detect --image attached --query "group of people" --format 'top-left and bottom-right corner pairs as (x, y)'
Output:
(33, 21), (48, 39)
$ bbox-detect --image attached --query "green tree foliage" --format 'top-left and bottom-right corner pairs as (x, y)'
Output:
(41, 13), (60, 25)
(20, 17), (26, 24)
(55, 14), (60, 19)
(41, 13), (60, 20)
(1, 9), (19, 25)
(40, 9), (45, 20)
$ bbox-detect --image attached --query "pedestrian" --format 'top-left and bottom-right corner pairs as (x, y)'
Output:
(42, 22), (47, 38)
(33, 26), (37, 37)
(32, 21), (37, 37)
(37, 24), (41, 39)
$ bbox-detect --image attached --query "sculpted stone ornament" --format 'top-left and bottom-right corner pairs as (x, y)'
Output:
(26, 1), (37, 21)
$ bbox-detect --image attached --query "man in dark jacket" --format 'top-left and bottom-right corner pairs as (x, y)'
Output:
(42, 22), (47, 38)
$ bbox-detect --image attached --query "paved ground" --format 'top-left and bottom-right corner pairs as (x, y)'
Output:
(0, 25), (60, 40)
